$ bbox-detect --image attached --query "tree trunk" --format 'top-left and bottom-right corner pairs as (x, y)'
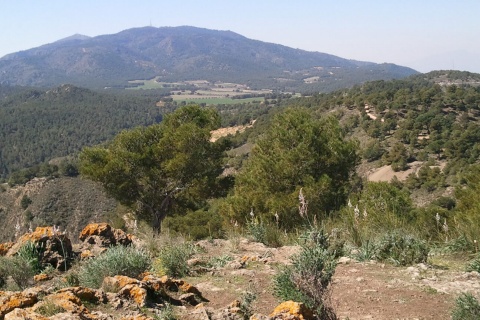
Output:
(151, 195), (173, 234)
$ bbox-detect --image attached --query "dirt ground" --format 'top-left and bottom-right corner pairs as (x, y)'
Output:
(181, 238), (479, 319)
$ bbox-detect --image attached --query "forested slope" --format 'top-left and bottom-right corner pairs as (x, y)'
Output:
(0, 85), (161, 178)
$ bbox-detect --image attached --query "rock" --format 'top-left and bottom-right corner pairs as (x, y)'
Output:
(187, 258), (201, 266)
(120, 316), (154, 320)
(269, 301), (314, 320)
(34, 273), (51, 282)
(226, 260), (244, 270)
(103, 275), (141, 289)
(338, 256), (352, 264)
(113, 228), (134, 246)
(4, 308), (48, 320)
(0, 291), (39, 318)
(117, 284), (148, 307)
(180, 293), (199, 306)
(6, 227), (73, 270)
(79, 223), (133, 247)
(0, 242), (14, 256)
(80, 249), (95, 260)
(56, 287), (107, 304)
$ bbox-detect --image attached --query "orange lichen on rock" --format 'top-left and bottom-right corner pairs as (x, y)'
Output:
(103, 275), (140, 289)
(19, 227), (55, 242)
(79, 223), (112, 241)
(269, 301), (314, 320)
(0, 291), (38, 318)
(0, 242), (14, 256)
(57, 287), (106, 304)
(33, 273), (50, 282)
(4, 308), (49, 320)
(118, 284), (148, 306)
(179, 281), (202, 296)
(80, 249), (94, 260)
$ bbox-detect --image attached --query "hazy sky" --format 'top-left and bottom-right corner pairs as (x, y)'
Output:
(1, 1), (479, 73)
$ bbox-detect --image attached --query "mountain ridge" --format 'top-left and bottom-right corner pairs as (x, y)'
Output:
(0, 26), (418, 90)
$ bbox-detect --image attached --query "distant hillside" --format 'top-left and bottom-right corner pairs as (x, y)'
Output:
(0, 84), (161, 178)
(0, 26), (418, 91)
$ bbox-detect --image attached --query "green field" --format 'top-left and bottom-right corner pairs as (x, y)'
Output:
(127, 79), (180, 90)
(174, 97), (262, 105)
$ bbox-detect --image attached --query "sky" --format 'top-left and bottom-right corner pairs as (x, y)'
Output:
(1, 0), (479, 73)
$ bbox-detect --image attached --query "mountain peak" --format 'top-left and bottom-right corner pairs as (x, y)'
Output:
(55, 34), (91, 43)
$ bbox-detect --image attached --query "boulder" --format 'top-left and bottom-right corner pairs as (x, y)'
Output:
(4, 308), (48, 320)
(269, 301), (314, 320)
(0, 291), (38, 318)
(6, 227), (73, 270)
(79, 223), (133, 247)
(0, 242), (14, 256)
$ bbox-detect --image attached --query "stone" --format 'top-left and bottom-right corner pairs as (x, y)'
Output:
(80, 249), (94, 260)
(120, 316), (154, 320)
(117, 284), (148, 307)
(269, 301), (314, 320)
(180, 293), (199, 306)
(103, 275), (141, 290)
(338, 256), (352, 264)
(6, 227), (73, 271)
(79, 223), (133, 248)
(79, 223), (116, 247)
(4, 308), (49, 320)
(0, 291), (39, 318)
(0, 242), (14, 256)
(56, 287), (107, 304)
(34, 273), (51, 282)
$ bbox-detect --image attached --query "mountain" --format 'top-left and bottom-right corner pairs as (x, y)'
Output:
(0, 26), (418, 90)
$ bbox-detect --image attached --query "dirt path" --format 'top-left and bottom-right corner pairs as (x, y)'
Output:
(183, 239), (478, 319)
(332, 261), (454, 319)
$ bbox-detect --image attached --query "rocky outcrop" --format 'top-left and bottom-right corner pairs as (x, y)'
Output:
(4, 227), (72, 270)
(0, 242), (14, 256)
(269, 301), (314, 320)
(0, 290), (39, 318)
(79, 223), (133, 247)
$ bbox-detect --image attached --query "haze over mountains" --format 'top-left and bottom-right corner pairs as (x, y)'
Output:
(0, 26), (418, 91)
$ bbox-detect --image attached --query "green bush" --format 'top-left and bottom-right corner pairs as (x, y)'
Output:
(36, 299), (66, 316)
(374, 231), (429, 266)
(16, 241), (44, 273)
(78, 246), (150, 288)
(467, 255), (480, 273)
(0, 256), (36, 290)
(20, 195), (33, 209)
(273, 229), (337, 318)
(451, 293), (480, 320)
(246, 217), (283, 248)
(164, 209), (224, 240)
(152, 243), (196, 277)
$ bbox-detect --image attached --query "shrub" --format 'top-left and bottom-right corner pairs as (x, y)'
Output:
(20, 195), (32, 209)
(36, 299), (66, 316)
(239, 290), (257, 319)
(467, 255), (480, 273)
(16, 241), (43, 273)
(78, 246), (150, 288)
(273, 229), (337, 318)
(374, 231), (429, 266)
(246, 217), (284, 248)
(451, 293), (480, 320)
(164, 209), (224, 240)
(0, 256), (36, 290)
(152, 243), (196, 277)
